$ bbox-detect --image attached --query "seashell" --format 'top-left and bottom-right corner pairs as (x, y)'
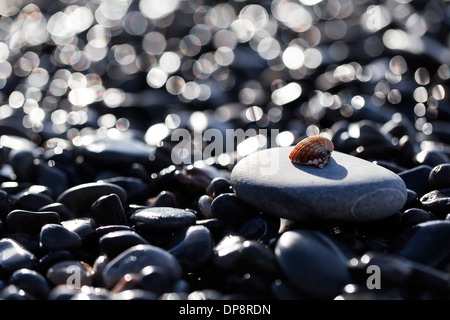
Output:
(289, 135), (334, 168)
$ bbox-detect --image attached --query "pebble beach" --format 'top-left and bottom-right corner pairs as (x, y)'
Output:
(0, 0), (449, 303)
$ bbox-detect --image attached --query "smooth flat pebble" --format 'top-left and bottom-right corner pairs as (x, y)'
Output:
(231, 147), (408, 222)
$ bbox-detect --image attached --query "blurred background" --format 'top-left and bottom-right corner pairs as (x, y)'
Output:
(0, 0), (449, 172)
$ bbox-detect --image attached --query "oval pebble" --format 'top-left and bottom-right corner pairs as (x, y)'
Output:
(231, 148), (407, 222)
(388, 220), (450, 267)
(46, 260), (94, 287)
(420, 189), (450, 216)
(398, 165), (433, 197)
(10, 268), (51, 299)
(102, 244), (182, 289)
(91, 193), (126, 226)
(99, 230), (149, 259)
(39, 223), (82, 252)
(429, 164), (450, 190)
(0, 238), (37, 276)
(275, 230), (352, 299)
(168, 225), (214, 270)
(130, 207), (197, 234)
(210, 193), (258, 228)
(136, 265), (173, 295)
(56, 182), (127, 217)
(6, 210), (60, 234)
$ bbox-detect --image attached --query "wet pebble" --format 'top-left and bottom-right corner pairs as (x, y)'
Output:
(428, 164), (450, 190)
(91, 193), (126, 226)
(136, 265), (173, 295)
(168, 225), (214, 271)
(46, 260), (94, 287)
(398, 165), (433, 197)
(39, 224), (82, 252)
(210, 193), (258, 228)
(56, 182), (128, 217)
(6, 210), (60, 234)
(99, 230), (149, 259)
(9, 268), (51, 299)
(130, 207), (197, 234)
(420, 188), (450, 216)
(388, 220), (450, 267)
(275, 230), (353, 299)
(102, 244), (182, 289)
(206, 177), (233, 198)
(400, 208), (434, 229)
(0, 238), (37, 276)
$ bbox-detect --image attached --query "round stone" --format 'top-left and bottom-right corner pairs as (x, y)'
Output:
(275, 230), (352, 299)
(429, 164), (450, 190)
(39, 224), (82, 252)
(102, 244), (182, 289)
(230, 147), (408, 222)
(130, 207), (197, 234)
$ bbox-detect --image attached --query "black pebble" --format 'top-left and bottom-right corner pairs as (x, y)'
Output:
(429, 164), (450, 190)
(91, 193), (126, 226)
(6, 210), (60, 234)
(99, 230), (149, 259)
(39, 223), (82, 252)
(210, 193), (258, 228)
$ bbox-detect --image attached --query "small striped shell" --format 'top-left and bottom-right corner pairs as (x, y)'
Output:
(289, 135), (334, 168)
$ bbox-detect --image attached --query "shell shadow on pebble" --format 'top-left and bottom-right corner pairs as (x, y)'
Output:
(291, 157), (349, 180)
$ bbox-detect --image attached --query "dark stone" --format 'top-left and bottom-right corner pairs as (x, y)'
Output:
(398, 165), (433, 197)
(61, 218), (98, 243)
(91, 193), (126, 226)
(401, 208), (434, 229)
(95, 225), (132, 237)
(99, 230), (149, 259)
(428, 164), (450, 190)
(212, 235), (277, 276)
(101, 176), (150, 204)
(147, 190), (177, 208)
(238, 214), (280, 243)
(206, 177), (233, 198)
(210, 193), (258, 228)
(420, 188), (450, 216)
(46, 260), (94, 287)
(275, 230), (353, 299)
(38, 202), (76, 221)
(56, 182), (128, 217)
(39, 223), (82, 252)
(136, 265), (172, 295)
(197, 195), (213, 219)
(6, 210), (60, 234)
(12, 192), (54, 212)
(36, 163), (68, 198)
(0, 190), (11, 222)
(36, 250), (74, 275)
(9, 150), (37, 182)
(0, 284), (35, 300)
(102, 244), (182, 289)
(388, 220), (450, 267)
(168, 225), (214, 271)
(0, 238), (37, 276)
(130, 207), (197, 234)
(10, 268), (51, 299)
